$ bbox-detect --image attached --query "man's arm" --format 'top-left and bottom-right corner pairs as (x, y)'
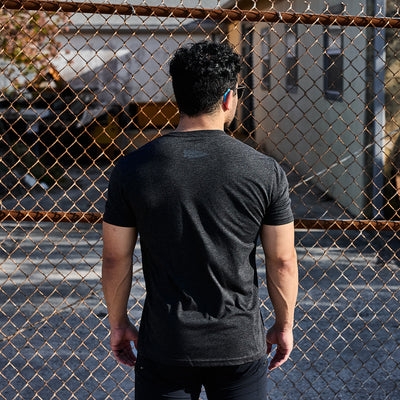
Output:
(102, 221), (138, 367)
(260, 222), (298, 371)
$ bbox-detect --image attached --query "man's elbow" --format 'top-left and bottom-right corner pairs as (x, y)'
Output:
(266, 248), (297, 270)
(102, 254), (132, 271)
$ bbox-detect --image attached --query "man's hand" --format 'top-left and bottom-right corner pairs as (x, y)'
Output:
(110, 321), (139, 367)
(266, 324), (293, 371)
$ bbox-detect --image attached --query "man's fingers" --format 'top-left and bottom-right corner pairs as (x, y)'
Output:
(113, 346), (136, 367)
(268, 348), (290, 371)
(111, 341), (137, 367)
(110, 324), (139, 367)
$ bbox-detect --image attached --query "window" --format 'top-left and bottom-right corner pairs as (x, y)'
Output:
(324, 27), (344, 100)
(285, 25), (298, 92)
(261, 27), (271, 90)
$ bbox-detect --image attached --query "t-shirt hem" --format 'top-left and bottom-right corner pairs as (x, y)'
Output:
(140, 349), (267, 367)
(262, 216), (294, 226)
(102, 215), (136, 228)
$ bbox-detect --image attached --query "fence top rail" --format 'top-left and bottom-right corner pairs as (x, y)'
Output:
(0, 210), (399, 231)
(1, 0), (400, 28)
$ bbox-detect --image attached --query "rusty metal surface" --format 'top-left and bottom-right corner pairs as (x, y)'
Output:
(0, 210), (102, 224)
(1, 0), (400, 28)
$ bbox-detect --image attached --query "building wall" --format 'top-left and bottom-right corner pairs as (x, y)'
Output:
(230, 0), (370, 217)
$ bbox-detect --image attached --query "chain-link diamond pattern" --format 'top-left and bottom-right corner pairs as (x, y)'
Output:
(0, 1), (399, 399)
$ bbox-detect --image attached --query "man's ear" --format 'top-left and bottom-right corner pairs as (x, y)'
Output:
(222, 89), (234, 110)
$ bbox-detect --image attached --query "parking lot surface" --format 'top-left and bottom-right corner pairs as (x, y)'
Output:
(1, 220), (399, 399)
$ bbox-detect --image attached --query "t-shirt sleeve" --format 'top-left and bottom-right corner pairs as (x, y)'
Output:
(262, 161), (294, 226)
(103, 161), (137, 227)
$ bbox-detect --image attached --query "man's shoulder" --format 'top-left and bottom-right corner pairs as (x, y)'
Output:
(222, 136), (279, 166)
(119, 138), (162, 163)
(118, 132), (280, 171)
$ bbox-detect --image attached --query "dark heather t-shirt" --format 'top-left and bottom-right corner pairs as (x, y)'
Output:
(103, 130), (293, 367)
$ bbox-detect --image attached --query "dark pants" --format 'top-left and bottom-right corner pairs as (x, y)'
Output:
(134, 355), (268, 400)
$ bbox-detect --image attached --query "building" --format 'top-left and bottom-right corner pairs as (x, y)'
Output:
(225, 0), (391, 218)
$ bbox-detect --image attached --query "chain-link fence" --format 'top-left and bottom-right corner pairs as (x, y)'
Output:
(0, 1), (399, 399)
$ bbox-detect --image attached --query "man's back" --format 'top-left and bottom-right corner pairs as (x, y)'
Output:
(104, 129), (293, 366)
(102, 41), (297, 399)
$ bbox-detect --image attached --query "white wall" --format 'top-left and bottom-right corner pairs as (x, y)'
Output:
(251, 0), (370, 217)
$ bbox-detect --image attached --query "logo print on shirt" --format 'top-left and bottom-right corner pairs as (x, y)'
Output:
(183, 150), (208, 159)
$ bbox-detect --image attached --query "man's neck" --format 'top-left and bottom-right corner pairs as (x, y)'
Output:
(176, 112), (225, 132)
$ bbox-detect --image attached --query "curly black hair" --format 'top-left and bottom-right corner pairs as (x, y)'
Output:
(169, 40), (242, 117)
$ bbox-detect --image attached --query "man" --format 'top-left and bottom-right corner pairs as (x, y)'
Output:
(102, 40), (298, 400)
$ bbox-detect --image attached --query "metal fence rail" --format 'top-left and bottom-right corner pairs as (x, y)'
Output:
(0, 1), (399, 399)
